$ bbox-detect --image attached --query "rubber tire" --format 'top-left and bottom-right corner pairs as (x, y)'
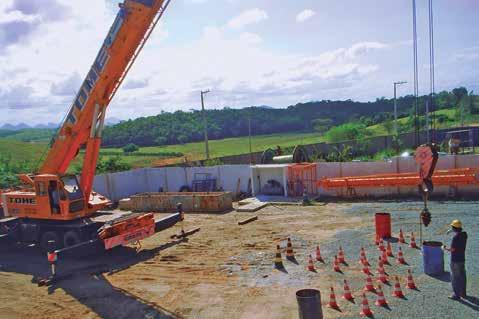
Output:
(40, 231), (62, 252)
(63, 230), (82, 248)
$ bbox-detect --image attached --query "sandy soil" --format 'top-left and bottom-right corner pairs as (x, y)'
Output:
(0, 203), (368, 319)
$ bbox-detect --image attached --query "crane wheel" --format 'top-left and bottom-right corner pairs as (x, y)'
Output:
(63, 230), (82, 248)
(40, 231), (62, 252)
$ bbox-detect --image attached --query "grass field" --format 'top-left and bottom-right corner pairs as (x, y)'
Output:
(0, 132), (324, 170)
(365, 108), (479, 136)
(100, 132), (324, 166)
(0, 138), (47, 163)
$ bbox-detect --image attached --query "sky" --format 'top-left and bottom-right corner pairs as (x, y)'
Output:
(0, 0), (478, 126)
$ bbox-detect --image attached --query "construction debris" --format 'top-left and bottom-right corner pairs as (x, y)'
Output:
(237, 215), (258, 225)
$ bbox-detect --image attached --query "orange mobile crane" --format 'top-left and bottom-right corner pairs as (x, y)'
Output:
(0, 0), (181, 255)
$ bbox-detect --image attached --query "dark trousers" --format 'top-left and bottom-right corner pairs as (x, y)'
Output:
(450, 261), (466, 297)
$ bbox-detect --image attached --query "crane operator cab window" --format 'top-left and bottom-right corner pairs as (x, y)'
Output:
(48, 181), (61, 214)
(61, 177), (85, 213)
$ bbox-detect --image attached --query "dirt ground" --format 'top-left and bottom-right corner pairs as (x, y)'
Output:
(1, 201), (478, 319)
(0, 203), (369, 319)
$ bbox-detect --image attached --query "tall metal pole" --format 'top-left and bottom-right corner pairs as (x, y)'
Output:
(201, 90), (210, 160)
(248, 116), (252, 164)
(394, 81), (407, 136)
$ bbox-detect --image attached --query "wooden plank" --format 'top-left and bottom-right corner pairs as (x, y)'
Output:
(170, 227), (201, 239)
(238, 216), (258, 225)
(236, 202), (268, 212)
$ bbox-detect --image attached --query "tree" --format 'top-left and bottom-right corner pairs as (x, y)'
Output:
(383, 118), (394, 135)
(453, 87), (468, 126)
(311, 118), (333, 134)
(96, 156), (131, 174)
(324, 123), (368, 143)
(154, 136), (168, 146)
(122, 143), (139, 154)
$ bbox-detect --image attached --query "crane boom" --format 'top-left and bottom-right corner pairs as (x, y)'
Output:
(0, 0), (184, 255)
(40, 0), (170, 199)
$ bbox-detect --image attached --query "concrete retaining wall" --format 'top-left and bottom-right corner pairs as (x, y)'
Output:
(92, 155), (479, 202)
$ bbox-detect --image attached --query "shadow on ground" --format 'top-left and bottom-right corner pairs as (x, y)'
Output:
(0, 239), (187, 319)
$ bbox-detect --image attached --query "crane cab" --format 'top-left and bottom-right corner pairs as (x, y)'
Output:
(2, 175), (109, 221)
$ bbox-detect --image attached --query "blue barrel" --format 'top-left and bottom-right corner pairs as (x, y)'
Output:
(422, 241), (444, 275)
(296, 289), (323, 319)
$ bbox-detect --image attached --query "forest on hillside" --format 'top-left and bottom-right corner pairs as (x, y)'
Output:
(102, 87), (477, 147)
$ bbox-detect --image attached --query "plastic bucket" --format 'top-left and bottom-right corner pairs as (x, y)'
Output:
(296, 289), (323, 319)
(422, 241), (444, 275)
(375, 212), (391, 238)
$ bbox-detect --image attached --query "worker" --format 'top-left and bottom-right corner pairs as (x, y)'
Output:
(48, 181), (60, 214)
(443, 219), (468, 300)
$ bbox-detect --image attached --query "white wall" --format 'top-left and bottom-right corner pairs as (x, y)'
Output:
(92, 155), (479, 201)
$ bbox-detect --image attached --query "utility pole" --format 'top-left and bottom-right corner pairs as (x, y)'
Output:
(201, 90), (210, 159)
(248, 115), (252, 164)
(393, 81), (407, 136)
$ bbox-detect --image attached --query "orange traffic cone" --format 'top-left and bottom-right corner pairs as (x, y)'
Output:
(338, 246), (346, 263)
(375, 284), (388, 307)
(377, 268), (388, 284)
(396, 246), (406, 264)
(377, 258), (388, 283)
(359, 293), (373, 317)
(378, 238), (385, 251)
(392, 276), (405, 298)
(409, 232), (418, 249)
(307, 255), (315, 271)
(363, 274), (375, 292)
(286, 237), (295, 259)
(382, 249), (390, 265)
(274, 245), (284, 269)
(328, 286), (340, 309)
(333, 255), (341, 272)
(360, 247), (366, 259)
(375, 234), (380, 245)
(342, 279), (354, 301)
(315, 245), (324, 263)
(406, 269), (418, 289)
(359, 247), (370, 266)
(362, 263), (371, 275)
(399, 228), (405, 243)
(386, 241), (394, 257)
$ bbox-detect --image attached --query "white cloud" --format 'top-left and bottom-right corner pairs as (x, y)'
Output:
(239, 32), (262, 44)
(296, 9), (316, 23)
(227, 8), (268, 29)
(0, 1), (390, 125)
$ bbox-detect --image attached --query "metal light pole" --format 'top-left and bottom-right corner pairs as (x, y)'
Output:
(201, 90), (210, 159)
(393, 81), (407, 136)
(248, 116), (252, 164)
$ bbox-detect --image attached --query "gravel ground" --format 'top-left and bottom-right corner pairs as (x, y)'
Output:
(315, 200), (479, 319)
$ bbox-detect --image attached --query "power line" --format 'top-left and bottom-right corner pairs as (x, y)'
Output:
(412, 0), (419, 147)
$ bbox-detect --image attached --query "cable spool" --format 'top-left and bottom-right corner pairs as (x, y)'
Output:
(260, 145), (310, 164)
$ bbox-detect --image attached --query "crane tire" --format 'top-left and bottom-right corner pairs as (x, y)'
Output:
(63, 230), (82, 248)
(40, 231), (62, 252)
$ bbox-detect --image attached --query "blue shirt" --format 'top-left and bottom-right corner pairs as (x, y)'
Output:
(451, 231), (467, 263)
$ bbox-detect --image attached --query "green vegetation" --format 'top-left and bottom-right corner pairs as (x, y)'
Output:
(122, 143), (139, 154)
(1, 87), (478, 188)
(0, 128), (55, 143)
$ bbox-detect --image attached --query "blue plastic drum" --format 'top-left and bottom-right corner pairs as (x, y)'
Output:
(422, 241), (444, 275)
